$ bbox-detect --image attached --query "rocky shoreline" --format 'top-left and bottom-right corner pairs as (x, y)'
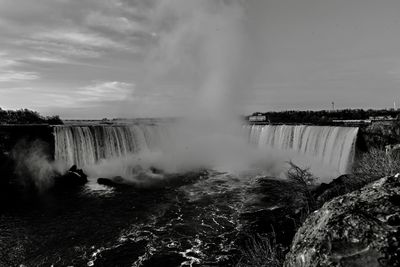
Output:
(284, 174), (400, 266)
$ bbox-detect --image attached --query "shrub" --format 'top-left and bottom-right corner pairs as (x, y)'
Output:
(45, 115), (63, 125)
(236, 234), (284, 267)
(286, 161), (317, 212)
(353, 148), (400, 182)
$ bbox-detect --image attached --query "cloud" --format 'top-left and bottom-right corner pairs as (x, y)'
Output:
(0, 51), (19, 68)
(0, 50), (69, 67)
(0, 0), (153, 66)
(79, 81), (134, 102)
(36, 81), (135, 108)
(0, 81), (135, 113)
(0, 0), (249, 118)
(35, 30), (124, 49)
(0, 0), (159, 64)
(0, 70), (40, 82)
(24, 55), (68, 64)
(0, 51), (42, 82)
(14, 29), (127, 59)
(16, 39), (102, 59)
(86, 12), (145, 34)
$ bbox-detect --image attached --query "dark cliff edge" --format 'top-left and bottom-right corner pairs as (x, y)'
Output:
(284, 175), (400, 267)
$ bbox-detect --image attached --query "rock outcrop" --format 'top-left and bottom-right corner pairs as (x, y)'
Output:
(97, 176), (128, 187)
(53, 165), (88, 189)
(312, 174), (380, 207)
(284, 175), (400, 267)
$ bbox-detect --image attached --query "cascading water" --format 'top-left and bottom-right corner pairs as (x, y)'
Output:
(54, 124), (168, 168)
(54, 123), (359, 176)
(248, 125), (359, 174)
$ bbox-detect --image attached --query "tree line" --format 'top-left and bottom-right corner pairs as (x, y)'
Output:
(0, 108), (63, 125)
(249, 109), (400, 124)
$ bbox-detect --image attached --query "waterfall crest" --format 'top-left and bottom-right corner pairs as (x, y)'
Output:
(249, 125), (359, 174)
(54, 125), (167, 168)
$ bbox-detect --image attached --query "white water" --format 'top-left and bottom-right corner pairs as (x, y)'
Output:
(54, 124), (359, 179)
(54, 124), (168, 168)
(248, 125), (359, 174)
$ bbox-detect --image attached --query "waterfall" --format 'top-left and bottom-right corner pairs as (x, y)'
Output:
(248, 125), (359, 174)
(54, 123), (359, 175)
(54, 124), (168, 168)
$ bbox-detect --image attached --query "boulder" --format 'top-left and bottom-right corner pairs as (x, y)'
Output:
(97, 176), (128, 187)
(284, 175), (400, 267)
(97, 169), (209, 188)
(312, 174), (377, 206)
(53, 165), (88, 189)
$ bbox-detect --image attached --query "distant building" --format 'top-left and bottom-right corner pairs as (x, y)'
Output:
(249, 113), (267, 122)
(369, 116), (396, 121)
(332, 119), (371, 125)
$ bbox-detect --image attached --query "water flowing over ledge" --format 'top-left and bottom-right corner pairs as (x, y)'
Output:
(54, 124), (359, 175)
(54, 124), (168, 168)
(248, 125), (359, 174)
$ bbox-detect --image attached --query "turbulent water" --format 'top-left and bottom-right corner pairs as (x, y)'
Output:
(0, 170), (288, 266)
(248, 125), (359, 174)
(0, 122), (361, 266)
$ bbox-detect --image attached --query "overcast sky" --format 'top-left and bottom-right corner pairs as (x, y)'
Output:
(1, 0), (400, 119)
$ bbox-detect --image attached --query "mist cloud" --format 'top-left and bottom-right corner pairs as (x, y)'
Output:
(143, 0), (246, 117)
(12, 140), (64, 191)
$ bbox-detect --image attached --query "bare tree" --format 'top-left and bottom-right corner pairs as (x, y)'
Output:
(286, 161), (317, 212)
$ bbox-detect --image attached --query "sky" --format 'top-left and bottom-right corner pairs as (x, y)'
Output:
(1, 0), (400, 119)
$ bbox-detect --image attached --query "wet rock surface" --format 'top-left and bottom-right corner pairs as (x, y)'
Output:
(284, 175), (400, 267)
(53, 165), (88, 189)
